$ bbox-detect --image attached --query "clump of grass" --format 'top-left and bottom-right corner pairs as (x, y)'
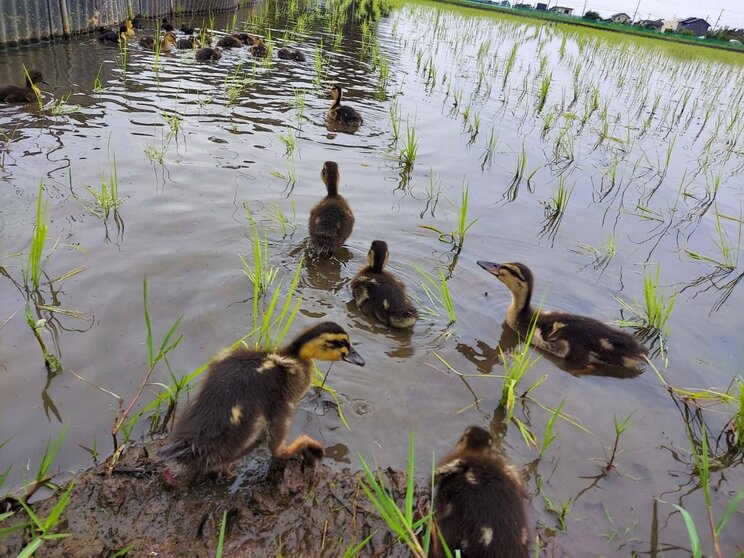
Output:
(412, 265), (455, 325)
(80, 154), (128, 219)
(419, 181), (477, 252)
(686, 209), (741, 271)
(358, 430), (440, 558)
(240, 225), (279, 300)
(539, 399), (565, 459)
(597, 412), (634, 474)
(399, 123), (418, 170)
(24, 181), (48, 291)
(143, 143), (166, 164)
(14, 482), (74, 557)
(277, 126), (298, 157)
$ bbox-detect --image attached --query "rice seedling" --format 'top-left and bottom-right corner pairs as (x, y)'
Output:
(276, 126), (298, 157)
(480, 124), (498, 170)
(93, 64), (104, 92)
(24, 304), (62, 374)
(358, 430), (438, 558)
(543, 493), (573, 532)
(48, 93), (80, 116)
(615, 264), (676, 348)
(13, 482), (74, 557)
(597, 412), (634, 474)
(111, 277), (183, 451)
(686, 209), (741, 271)
(162, 111), (182, 138)
(399, 123), (418, 170)
(389, 101), (401, 145)
(502, 43), (519, 87)
(536, 72), (552, 113)
(80, 155), (128, 220)
(293, 89), (307, 128)
(539, 399), (565, 459)
(143, 143), (166, 164)
(22, 64), (44, 111)
(240, 225), (279, 300)
(419, 181), (477, 252)
(24, 181), (48, 291)
(412, 265), (455, 325)
(540, 175), (574, 244)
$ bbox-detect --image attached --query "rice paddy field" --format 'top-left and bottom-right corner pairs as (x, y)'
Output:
(1, 0), (743, 555)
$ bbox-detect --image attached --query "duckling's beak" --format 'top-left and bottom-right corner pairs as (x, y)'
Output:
(41, 79), (50, 85)
(343, 347), (365, 367)
(477, 260), (501, 276)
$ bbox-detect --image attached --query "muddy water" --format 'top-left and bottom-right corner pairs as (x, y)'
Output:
(1, 1), (743, 555)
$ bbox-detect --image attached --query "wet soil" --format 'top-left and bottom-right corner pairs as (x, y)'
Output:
(0, 440), (421, 558)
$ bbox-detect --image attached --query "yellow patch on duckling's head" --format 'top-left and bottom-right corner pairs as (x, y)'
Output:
(293, 322), (365, 366)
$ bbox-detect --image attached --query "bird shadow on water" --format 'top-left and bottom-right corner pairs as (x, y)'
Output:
(455, 321), (645, 380)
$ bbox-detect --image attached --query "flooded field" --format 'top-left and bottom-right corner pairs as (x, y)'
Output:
(1, 0), (743, 555)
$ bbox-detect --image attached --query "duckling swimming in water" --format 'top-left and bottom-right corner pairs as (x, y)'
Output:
(233, 32), (255, 45)
(433, 426), (529, 558)
(217, 34), (242, 49)
(161, 17), (175, 32)
(158, 322), (364, 483)
(308, 161), (355, 257)
(477, 261), (648, 371)
(0, 70), (47, 103)
(180, 23), (195, 34)
(328, 85), (363, 126)
(176, 35), (200, 49)
(122, 18), (135, 37)
(140, 31), (178, 52)
(132, 14), (143, 29)
(98, 24), (129, 44)
(251, 37), (269, 58)
(351, 240), (418, 329)
(195, 46), (222, 61)
(278, 48), (306, 61)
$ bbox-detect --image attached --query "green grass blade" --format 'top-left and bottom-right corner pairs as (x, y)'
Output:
(670, 504), (702, 558)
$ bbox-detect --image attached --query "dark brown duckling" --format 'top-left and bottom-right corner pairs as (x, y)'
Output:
(98, 24), (128, 44)
(161, 17), (174, 32)
(328, 84), (363, 126)
(180, 24), (195, 34)
(217, 34), (243, 49)
(308, 161), (355, 257)
(251, 37), (269, 58)
(176, 35), (200, 49)
(477, 261), (648, 371)
(0, 70), (48, 103)
(233, 32), (255, 45)
(195, 47), (222, 61)
(158, 321), (364, 483)
(132, 14), (143, 29)
(278, 48), (306, 61)
(351, 240), (418, 329)
(433, 426), (529, 558)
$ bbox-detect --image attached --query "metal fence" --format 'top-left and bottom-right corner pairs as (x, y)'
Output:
(0, 0), (243, 47)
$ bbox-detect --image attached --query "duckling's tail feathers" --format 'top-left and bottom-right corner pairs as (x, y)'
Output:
(386, 307), (418, 329)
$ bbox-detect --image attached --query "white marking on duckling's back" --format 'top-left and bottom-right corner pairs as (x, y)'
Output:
(258, 353), (300, 373)
(464, 470), (478, 485)
(436, 459), (463, 476)
(480, 526), (493, 546)
(242, 414), (268, 451)
(230, 404), (243, 426)
(600, 338), (614, 350)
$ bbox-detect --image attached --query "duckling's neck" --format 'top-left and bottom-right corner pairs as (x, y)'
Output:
(331, 94), (341, 109)
(506, 288), (534, 330)
(325, 181), (338, 197)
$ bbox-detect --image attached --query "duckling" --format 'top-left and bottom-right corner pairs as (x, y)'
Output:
(251, 37), (269, 58)
(308, 161), (355, 257)
(139, 31), (178, 52)
(328, 84), (363, 126)
(176, 35), (200, 50)
(477, 261), (648, 370)
(122, 18), (135, 37)
(195, 46), (222, 61)
(351, 240), (418, 329)
(161, 17), (175, 32)
(0, 70), (47, 103)
(180, 24), (195, 34)
(278, 47), (306, 61)
(98, 24), (128, 44)
(433, 426), (529, 558)
(217, 34), (243, 49)
(158, 321), (364, 483)
(132, 14), (143, 29)
(233, 32), (255, 45)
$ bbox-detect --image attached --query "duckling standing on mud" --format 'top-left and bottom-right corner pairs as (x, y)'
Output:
(351, 240), (418, 329)
(477, 261), (648, 371)
(328, 85), (363, 126)
(308, 162), (355, 257)
(433, 426), (529, 558)
(0, 70), (48, 103)
(159, 322), (364, 483)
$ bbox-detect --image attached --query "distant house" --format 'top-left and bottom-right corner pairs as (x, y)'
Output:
(677, 17), (711, 36)
(535, 2), (547, 10)
(499, 0), (511, 5)
(610, 12), (631, 24)
(638, 19), (664, 31)
(661, 18), (681, 32)
(549, 5), (573, 15)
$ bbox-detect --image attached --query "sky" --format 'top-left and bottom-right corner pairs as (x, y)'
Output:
(546, 0), (744, 28)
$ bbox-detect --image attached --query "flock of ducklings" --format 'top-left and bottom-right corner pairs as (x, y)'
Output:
(1, 15), (651, 557)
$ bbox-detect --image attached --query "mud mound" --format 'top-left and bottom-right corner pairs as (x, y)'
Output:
(0, 441), (423, 557)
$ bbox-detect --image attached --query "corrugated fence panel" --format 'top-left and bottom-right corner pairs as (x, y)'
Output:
(0, 0), (241, 47)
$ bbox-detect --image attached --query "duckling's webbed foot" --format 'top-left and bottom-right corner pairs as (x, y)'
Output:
(271, 429), (325, 467)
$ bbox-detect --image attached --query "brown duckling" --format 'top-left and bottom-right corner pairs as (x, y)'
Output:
(433, 426), (529, 558)
(132, 14), (143, 29)
(251, 37), (269, 58)
(217, 34), (243, 49)
(195, 47), (222, 61)
(180, 23), (195, 34)
(308, 161), (355, 257)
(328, 84), (363, 126)
(278, 47), (306, 61)
(158, 322), (364, 483)
(98, 24), (128, 44)
(0, 70), (47, 103)
(176, 35), (200, 49)
(140, 31), (177, 52)
(477, 261), (648, 370)
(233, 32), (255, 45)
(161, 17), (175, 32)
(351, 240), (418, 329)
